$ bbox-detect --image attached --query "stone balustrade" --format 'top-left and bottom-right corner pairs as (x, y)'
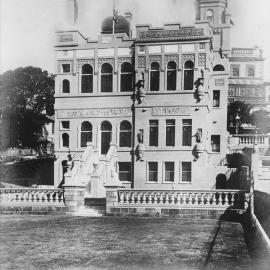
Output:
(118, 190), (248, 208)
(0, 188), (64, 205)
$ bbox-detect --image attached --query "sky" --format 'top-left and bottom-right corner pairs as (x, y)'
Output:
(1, 0), (270, 80)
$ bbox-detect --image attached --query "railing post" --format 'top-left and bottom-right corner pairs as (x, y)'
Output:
(104, 183), (124, 214)
(63, 184), (86, 215)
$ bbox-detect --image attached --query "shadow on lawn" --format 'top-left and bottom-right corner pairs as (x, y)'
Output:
(202, 206), (269, 269)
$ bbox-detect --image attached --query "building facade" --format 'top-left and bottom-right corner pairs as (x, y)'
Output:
(54, 0), (232, 191)
(228, 47), (269, 108)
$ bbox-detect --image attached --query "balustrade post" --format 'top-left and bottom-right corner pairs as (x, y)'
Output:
(63, 184), (86, 215)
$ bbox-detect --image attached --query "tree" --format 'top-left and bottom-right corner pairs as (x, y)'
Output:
(0, 66), (55, 149)
(250, 109), (270, 134)
(227, 101), (253, 134)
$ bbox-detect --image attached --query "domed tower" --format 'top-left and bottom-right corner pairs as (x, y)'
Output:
(101, 12), (132, 37)
(196, 0), (232, 57)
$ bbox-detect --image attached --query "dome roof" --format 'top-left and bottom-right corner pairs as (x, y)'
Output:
(101, 15), (130, 36)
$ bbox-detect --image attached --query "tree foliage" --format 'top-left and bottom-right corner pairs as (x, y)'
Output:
(227, 101), (253, 134)
(227, 101), (270, 134)
(0, 66), (55, 148)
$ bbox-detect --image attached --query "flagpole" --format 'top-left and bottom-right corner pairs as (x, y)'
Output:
(113, 0), (115, 34)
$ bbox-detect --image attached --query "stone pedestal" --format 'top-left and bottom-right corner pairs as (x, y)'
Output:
(104, 183), (124, 214)
(63, 184), (86, 215)
(90, 175), (106, 198)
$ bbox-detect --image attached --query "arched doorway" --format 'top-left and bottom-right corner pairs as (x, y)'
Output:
(101, 121), (112, 154)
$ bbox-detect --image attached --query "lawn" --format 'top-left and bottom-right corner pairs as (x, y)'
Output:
(0, 215), (269, 270)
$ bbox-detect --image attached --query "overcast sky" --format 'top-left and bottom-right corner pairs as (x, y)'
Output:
(1, 0), (270, 80)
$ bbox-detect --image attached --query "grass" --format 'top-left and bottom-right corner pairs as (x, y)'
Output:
(0, 215), (269, 270)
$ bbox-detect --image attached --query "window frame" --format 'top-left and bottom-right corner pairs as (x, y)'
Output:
(166, 61), (177, 91)
(101, 63), (113, 93)
(118, 162), (131, 182)
(60, 120), (70, 131)
(231, 64), (240, 77)
(62, 79), (70, 93)
(211, 135), (221, 153)
(180, 162), (192, 183)
(213, 90), (220, 108)
(182, 119), (192, 147)
(81, 64), (93, 93)
(166, 119), (175, 147)
(80, 121), (93, 148)
(120, 62), (133, 92)
(246, 65), (255, 78)
(147, 161), (159, 183)
(163, 162), (175, 182)
(62, 133), (70, 148)
(119, 120), (132, 148)
(62, 63), (71, 73)
(150, 62), (160, 91)
(183, 60), (194, 90)
(149, 120), (159, 147)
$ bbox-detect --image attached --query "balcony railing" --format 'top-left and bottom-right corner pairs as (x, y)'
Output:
(118, 190), (248, 209)
(0, 188), (64, 205)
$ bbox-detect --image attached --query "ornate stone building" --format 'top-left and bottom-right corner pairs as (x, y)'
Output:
(228, 47), (269, 108)
(54, 0), (232, 192)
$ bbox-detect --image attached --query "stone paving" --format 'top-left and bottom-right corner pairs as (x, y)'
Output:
(0, 215), (269, 270)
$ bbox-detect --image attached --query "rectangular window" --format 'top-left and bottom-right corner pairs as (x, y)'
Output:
(211, 135), (221, 152)
(165, 162), (174, 182)
(61, 121), (70, 130)
(182, 119), (192, 146)
(181, 162), (192, 182)
(166, 120), (175, 146)
(199, 43), (205, 50)
(247, 65), (255, 77)
(148, 162), (158, 182)
(118, 162), (131, 182)
(213, 90), (220, 107)
(231, 65), (240, 77)
(139, 46), (145, 53)
(149, 120), (158, 146)
(62, 64), (71, 73)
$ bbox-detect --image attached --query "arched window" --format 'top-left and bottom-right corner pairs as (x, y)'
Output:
(101, 63), (113, 92)
(81, 64), (93, 93)
(120, 62), (133, 92)
(205, 9), (214, 22)
(101, 121), (112, 154)
(62, 79), (70, 93)
(167, 61), (177, 91)
(213, 65), (225, 72)
(62, 133), (69, 148)
(119, 121), (132, 147)
(150, 62), (160, 91)
(184, 60), (194, 90)
(80, 121), (92, 147)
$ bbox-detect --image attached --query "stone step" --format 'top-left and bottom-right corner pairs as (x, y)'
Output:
(75, 206), (103, 217)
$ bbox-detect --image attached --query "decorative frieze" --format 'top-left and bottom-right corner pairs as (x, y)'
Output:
(76, 59), (95, 72)
(182, 54), (195, 65)
(198, 53), (206, 66)
(164, 55), (178, 65)
(149, 55), (162, 64)
(98, 58), (115, 68)
(57, 60), (74, 73)
(152, 106), (191, 116)
(118, 57), (132, 66)
(57, 108), (132, 118)
(138, 56), (146, 68)
(138, 28), (204, 40)
(215, 79), (225, 86)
